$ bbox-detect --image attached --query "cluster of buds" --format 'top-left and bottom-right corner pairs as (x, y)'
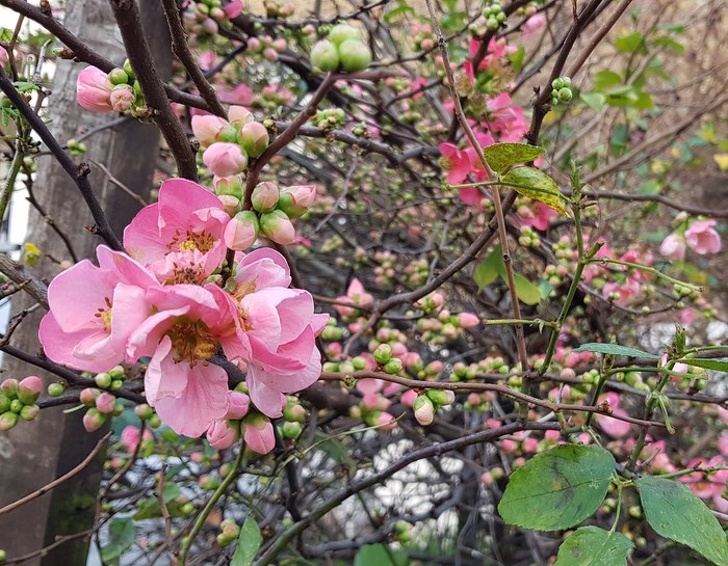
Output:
(217, 518), (241, 546)
(79, 386), (125, 432)
(66, 138), (88, 156)
(311, 107), (347, 130)
(279, 398), (307, 441)
(483, 1), (507, 30)
(410, 23), (436, 52)
(310, 24), (372, 74)
(518, 225), (540, 248)
(0, 376), (42, 431)
(182, 0), (243, 37)
(413, 388), (456, 426)
(263, 0), (295, 18)
(76, 61), (148, 117)
(403, 258), (429, 287)
(246, 35), (288, 62)
(414, 302), (480, 346)
(550, 76), (573, 105)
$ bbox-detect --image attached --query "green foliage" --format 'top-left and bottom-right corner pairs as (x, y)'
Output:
(677, 357), (728, 374)
(133, 483), (182, 520)
(498, 445), (615, 531)
(354, 544), (409, 566)
(501, 166), (567, 214)
(100, 518), (135, 564)
(554, 526), (633, 566)
(573, 343), (660, 359)
(231, 516), (263, 566)
(482, 142), (545, 174)
(473, 246), (543, 304)
(636, 476), (728, 566)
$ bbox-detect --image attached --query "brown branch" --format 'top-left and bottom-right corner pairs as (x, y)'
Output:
(0, 254), (48, 309)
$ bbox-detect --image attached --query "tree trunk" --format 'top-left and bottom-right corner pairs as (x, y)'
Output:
(0, 0), (170, 563)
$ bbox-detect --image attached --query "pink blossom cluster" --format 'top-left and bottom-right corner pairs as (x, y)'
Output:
(660, 218), (722, 261)
(76, 64), (142, 115)
(182, 0), (243, 37)
(39, 179), (327, 439)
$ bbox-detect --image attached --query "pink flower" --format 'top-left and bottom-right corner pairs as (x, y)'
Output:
(0, 46), (8, 67)
(76, 66), (113, 112)
(243, 414), (275, 454)
(123, 178), (230, 284)
(522, 13), (546, 39)
(602, 277), (641, 305)
(238, 288), (327, 418)
(203, 142), (248, 177)
(109, 84), (134, 112)
(191, 115), (229, 148)
(517, 201), (558, 231)
(224, 211), (259, 251)
(685, 220), (721, 255)
(126, 284), (241, 437)
(207, 419), (240, 449)
(232, 248), (292, 293)
(95, 392), (116, 414)
(439, 143), (474, 185)
(660, 233), (686, 261)
(458, 313), (479, 328)
(334, 278), (373, 317)
(223, 0), (243, 18)
(279, 185), (316, 218)
(486, 93), (528, 142)
(39, 246), (159, 372)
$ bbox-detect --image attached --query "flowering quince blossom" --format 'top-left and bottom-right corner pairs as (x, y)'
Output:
(124, 178), (230, 284)
(39, 179), (327, 439)
(685, 219), (721, 255)
(659, 232), (687, 261)
(76, 66), (114, 112)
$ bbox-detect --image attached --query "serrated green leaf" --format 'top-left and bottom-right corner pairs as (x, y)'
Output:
(501, 166), (567, 214)
(513, 272), (542, 305)
(637, 476), (728, 566)
(100, 518), (135, 563)
(231, 516), (263, 566)
(473, 246), (504, 287)
(615, 32), (646, 54)
(483, 143), (545, 174)
(677, 357), (728, 374)
(498, 445), (615, 531)
(354, 544), (409, 566)
(555, 526), (633, 566)
(573, 343), (660, 359)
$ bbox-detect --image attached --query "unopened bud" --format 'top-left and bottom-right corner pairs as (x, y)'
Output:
(82, 408), (106, 432)
(20, 404), (40, 421)
(426, 388), (455, 407)
(259, 210), (296, 245)
(373, 343), (393, 365)
(413, 395), (435, 426)
(0, 411), (18, 431)
(251, 181), (280, 213)
(237, 121), (269, 158)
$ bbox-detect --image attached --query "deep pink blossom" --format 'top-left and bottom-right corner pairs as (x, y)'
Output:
(685, 219), (721, 255)
(39, 246), (159, 372)
(124, 178), (229, 284)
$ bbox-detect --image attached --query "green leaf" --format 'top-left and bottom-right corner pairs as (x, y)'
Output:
(473, 246), (504, 287)
(653, 36), (685, 55)
(555, 526), (633, 566)
(483, 143), (545, 174)
(231, 516), (263, 566)
(498, 445), (615, 531)
(100, 518), (135, 563)
(636, 476), (728, 566)
(677, 357), (728, 374)
(593, 70), (622, 91)
(513, 272), (542, 305)
(133, 483), (181, 520)
(354, 544), (409, 566)
(573, 343), (660, 359)
(580, 92), (607, 112)
(615, 31), (646, 54)
(501, 166), (567, 214)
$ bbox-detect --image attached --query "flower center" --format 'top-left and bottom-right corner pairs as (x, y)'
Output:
(168, 319), (217, 364)
(168, 229), (214, 254)
(94, 296), (113, 332)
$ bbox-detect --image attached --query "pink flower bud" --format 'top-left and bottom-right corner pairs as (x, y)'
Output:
(82, 408), (106, 432)
(0, 378), (18, 398)
(0, 46), (9, 67)
(237, 121), (269, 158)
(247, 37), (261, 52)
(251, 181), (280, 213)
(458, 312), (479, 328)
(191, 115), (229, 147)
(76, 66), (113, 112)
(224, 211), (259, 251)
(0, 411), (18, 431)
(375, 411), (397, 431)
(227, 105), (254, 127)
(224, 0), (243, 18)
(120, 425), (141, 452)
(213, 174), (244, 199)
(109, 84), (134, 112)
(95, 392), (117, 414)
(400, 389), (418, 407)
(226, 391), (251, 420)
(659, 233), (686, 261)
(79, 387), (101, 406)
(203, 142), (248, 177)
(218, 194), (241, 216)
(272, 38), (287, 52)
(207, 419), (240, 449)
(259, 210), (296, 245)
(17, 376), (43, 404)
(278, 184), (316, 218)
(413, 395), (434, 426)
(243, 414), (275, 454)
(263, 47), (278, 61)
(20, 404), (40, 421)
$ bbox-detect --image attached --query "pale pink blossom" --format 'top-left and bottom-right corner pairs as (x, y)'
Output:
(123, 178), (230, 284)
(39, 246), (159, 372)
(237, 288), (327, 417)
(522, 13), (546, 39)
(0, 46), (8, 67)
(595, 392), (631, 438)
(660, 233), (686, 261)
(458, 313), (479, 328)
(231, 248), (292, 294)
(334, 278), (373, 317)
(95, 392), (116, 414)
(486, 92), (529, 142)
(109, 84), (134, 112)
(207, 419), (240, 449)
(76, 66), (113, 112)
(203, 142), (248, 177)
(685, 219), (721, 255)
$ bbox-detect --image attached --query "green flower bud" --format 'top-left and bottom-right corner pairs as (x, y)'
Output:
(338, 39), (372, 73)
(328, 23), (361, 46)
(123, 59), (135, 79)
(383, 358), (403, 375)
(373, 343), (393, 365)
(0, 411), (18, 431)
(108, 67), (129, 85)
(311, 39), (340, 72)
(426, 388), (455, 407)
(0, 394), (9, 413)
(558, 87), (573, 102)
(95, 372), (112, 389)
(281, 420), (302, 439)
(20, 404), (39, 421)
(108, 366), (126, 379)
